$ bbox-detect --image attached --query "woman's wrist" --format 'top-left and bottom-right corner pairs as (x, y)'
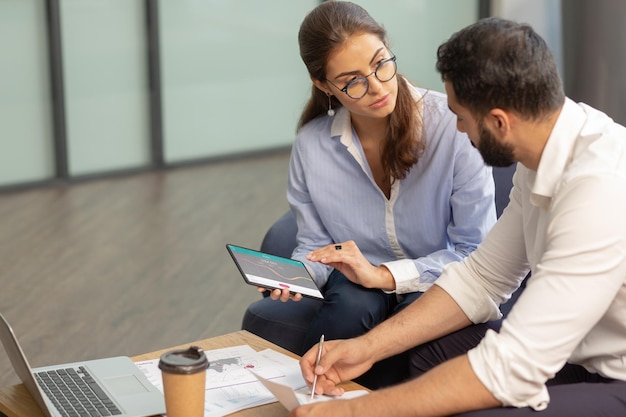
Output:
(377, 265), (396, 291)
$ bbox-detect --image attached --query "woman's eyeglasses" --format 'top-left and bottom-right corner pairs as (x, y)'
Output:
(327, 55), (397, 99)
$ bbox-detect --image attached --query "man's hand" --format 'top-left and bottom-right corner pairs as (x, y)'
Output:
(300, 338), (375, 396)
(306, 241), (395, 291)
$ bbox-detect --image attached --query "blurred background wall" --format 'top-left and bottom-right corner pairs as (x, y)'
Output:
(0, 0), (478, 189)
(1, 0), (624, 190)
(561, 0), (626, 126)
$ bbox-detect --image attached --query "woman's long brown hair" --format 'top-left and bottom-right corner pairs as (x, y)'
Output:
(297, 1), (425, 180)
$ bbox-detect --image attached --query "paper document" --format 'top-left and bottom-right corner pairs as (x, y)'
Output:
(135, 345), (307, 417)
(250, 370), (368, 411)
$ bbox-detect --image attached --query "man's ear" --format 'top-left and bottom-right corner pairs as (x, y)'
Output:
(311, 77), (331, 96)
(487, 108), (511, 134)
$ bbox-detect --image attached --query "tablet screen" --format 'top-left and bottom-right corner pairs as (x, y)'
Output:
(226, 244), (324, 299)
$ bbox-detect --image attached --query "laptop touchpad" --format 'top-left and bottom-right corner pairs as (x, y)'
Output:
(104, 375), (150, 395)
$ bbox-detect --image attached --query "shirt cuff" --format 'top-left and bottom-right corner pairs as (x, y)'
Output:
(381, 259), (431, 294)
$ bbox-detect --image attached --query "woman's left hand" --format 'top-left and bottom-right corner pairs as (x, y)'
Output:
(306, 241), (395, 291)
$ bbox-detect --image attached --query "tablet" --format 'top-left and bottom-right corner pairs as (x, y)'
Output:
(226, 243), (324, 300)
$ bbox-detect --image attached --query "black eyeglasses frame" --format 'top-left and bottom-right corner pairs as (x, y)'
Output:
(327, 55), (397, 100)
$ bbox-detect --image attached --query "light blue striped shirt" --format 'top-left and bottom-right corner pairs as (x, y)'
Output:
(287, 87), (496, 293)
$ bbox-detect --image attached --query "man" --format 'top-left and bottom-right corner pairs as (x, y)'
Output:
(289, 17), (626, 417)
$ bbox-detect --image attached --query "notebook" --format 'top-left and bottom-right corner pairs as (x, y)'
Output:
(0, 312), (165, 417)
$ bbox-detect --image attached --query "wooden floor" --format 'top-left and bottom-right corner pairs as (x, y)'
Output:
(0, 151), (291, 388)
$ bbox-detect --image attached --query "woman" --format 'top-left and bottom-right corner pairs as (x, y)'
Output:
(270, 1), (496, 388)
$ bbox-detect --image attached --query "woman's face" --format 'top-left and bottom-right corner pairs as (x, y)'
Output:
(318, 33), (398, 120)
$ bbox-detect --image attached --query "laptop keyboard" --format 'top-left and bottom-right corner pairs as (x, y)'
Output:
(35, 366), (122, 417)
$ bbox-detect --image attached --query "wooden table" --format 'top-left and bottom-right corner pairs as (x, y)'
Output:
(0, 330), (365, 417)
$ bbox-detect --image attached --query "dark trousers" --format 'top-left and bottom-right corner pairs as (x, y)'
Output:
(301, 269), (422, 389)
(410, 321), (626, 416)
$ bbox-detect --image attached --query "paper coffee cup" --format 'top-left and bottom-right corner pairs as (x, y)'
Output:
(158, 346), (209, 417)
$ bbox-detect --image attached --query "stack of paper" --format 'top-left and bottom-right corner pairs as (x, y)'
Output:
(136, 344), (368, 417)
(135, 345), (306, 416)
(250, 370), (368, 411)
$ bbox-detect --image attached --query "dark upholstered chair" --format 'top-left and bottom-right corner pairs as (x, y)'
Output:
(242, 165), (522, 356)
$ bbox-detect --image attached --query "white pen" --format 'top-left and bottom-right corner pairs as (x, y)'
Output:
(310, 334), (325, 399)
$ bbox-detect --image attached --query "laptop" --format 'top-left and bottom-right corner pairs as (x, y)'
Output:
(0, 312), (165, 417)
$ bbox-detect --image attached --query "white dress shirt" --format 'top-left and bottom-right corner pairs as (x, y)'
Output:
(436, 98), (626, 410)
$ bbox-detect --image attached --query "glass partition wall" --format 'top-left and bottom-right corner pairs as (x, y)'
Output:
(0, 0), (55, 186)
(0, 0), (481, 189)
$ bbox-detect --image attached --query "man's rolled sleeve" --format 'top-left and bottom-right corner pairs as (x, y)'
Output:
(468, 331), (550, 411)
(435, 262), (503, 324)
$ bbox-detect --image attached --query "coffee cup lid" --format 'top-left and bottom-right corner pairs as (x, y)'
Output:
(158, 346), (209, 375)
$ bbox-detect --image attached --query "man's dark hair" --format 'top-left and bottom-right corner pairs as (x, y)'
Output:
(436, 17), (565, 120)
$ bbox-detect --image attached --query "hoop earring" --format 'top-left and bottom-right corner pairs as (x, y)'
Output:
(327, 93), (335, 117)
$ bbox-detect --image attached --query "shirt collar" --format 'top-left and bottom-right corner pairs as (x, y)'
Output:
(330, 106), (353, 147)
(531, 98), (586, 207)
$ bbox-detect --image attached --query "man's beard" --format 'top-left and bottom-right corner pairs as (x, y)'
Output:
(476, 120), (516, 167)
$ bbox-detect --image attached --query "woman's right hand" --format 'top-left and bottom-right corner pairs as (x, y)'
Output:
(257, 287), (303, 302)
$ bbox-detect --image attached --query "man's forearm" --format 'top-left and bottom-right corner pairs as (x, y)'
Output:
(352, 355), (500, 416)
(362, 284), (473, 362)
